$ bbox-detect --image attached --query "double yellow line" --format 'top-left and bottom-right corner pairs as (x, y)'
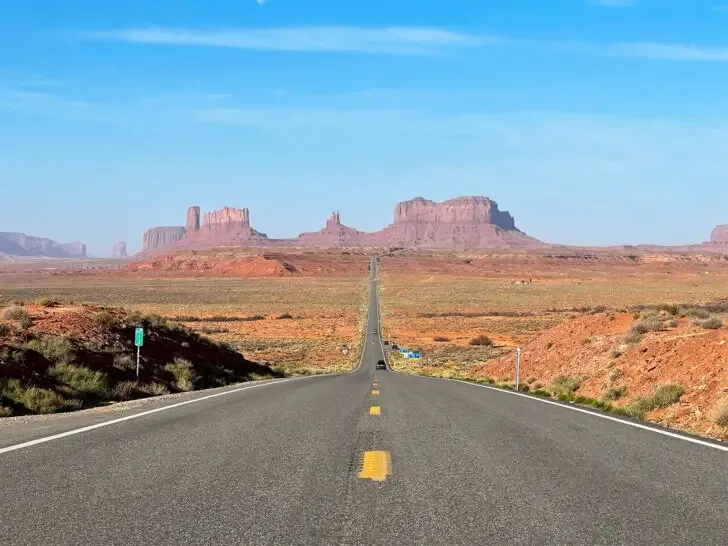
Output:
(359, 375), (391, 482)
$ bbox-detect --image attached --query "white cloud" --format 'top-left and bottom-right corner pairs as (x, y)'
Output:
(86, 26), (490, 54)
(589, 0), (635, 6)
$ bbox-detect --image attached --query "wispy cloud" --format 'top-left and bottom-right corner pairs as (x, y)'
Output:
(589, 0), (635, 6)
(85, 26), (490, 55)
(83, 25), (728, 62)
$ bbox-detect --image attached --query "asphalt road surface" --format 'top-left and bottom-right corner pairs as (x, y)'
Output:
(2, 259), (728, 545)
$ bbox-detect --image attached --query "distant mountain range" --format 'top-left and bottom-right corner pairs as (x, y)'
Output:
(0, 232), (86, 258)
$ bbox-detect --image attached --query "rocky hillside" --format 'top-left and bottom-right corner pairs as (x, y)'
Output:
(469, 305), (728, 440)
(0, 303), (278, 416)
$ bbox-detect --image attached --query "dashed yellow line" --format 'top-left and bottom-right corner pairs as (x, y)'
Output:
(369, 406), (381, 415)
(358, 451), (392, 482)
(372, 390), (380, 395)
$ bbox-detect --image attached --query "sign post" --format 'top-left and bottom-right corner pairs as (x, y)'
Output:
(134, 328), (144, 380)
(515, 348), (521, 391)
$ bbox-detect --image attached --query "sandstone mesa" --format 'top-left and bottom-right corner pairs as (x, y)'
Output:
(140, 196), (541, 254)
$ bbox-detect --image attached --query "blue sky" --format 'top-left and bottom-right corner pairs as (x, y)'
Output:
(2, 0), (728, 255)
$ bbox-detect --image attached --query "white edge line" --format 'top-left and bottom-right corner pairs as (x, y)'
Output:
(0, 376), (321, 456)
(0, 264), (381, 456)
(374, 257), (727, 454)
(450, 379), (728, 453)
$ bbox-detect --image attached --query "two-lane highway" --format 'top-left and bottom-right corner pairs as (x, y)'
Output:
(2, 259), (728, 544)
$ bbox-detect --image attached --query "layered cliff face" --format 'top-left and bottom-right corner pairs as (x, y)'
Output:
(111, 241), (128, 258)
(377, 196), (536, 248)
(0, 232), (87, 258)
(711, 225), (728, 244)
(139, 196), (542, 254)
(142, 227), (186, 254)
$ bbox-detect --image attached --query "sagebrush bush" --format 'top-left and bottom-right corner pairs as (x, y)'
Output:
(35, 297), (58, 308)
(683, 308), (710, 320)
(550, 375), (582, 398)
(714, 403), (728, 427)
(112, 381), (137, 401)
(433, 336), (451, 342)
(0, 323), (10, 337)
(0, 379), (81, 414)
(601, 385), (627, 402)
(50, 363), (109, 399)
(113, 353), (136, 370)
(92, 311), (118, 327)
(652, 383), (685, 408)
(623, 331), (642, 345)
(165, 358), (198, 391)
(24, 335), (75, 364)
(696, 317), (723, 330)
(2, 305), (28, 321)
(469, 335), (494, 346)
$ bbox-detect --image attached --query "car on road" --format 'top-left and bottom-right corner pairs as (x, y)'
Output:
(376, 360), (387, 370)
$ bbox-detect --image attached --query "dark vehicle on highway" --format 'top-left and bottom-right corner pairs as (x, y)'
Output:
(376, 360), (386, 370)
(383, 340), (389, 345)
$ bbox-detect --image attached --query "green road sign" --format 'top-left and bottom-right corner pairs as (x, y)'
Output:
(135, 328), (144, 347)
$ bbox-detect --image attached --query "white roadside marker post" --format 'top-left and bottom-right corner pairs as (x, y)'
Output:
(516, 348), (521, 391)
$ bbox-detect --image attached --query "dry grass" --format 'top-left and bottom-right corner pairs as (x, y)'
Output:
(0, 276), (368, 373)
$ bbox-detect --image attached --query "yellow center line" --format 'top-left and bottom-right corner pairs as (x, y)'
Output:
(369, 406), (381, 415)
(358, 451), (392, 482)
(372, 390), (380, 395)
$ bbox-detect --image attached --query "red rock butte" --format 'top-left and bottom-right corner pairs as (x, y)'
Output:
(140, 197), (542, 254)
(711, 225), (728, 245)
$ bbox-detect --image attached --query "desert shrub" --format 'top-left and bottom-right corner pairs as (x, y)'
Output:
(695, 317), (723, 330)
(582, 337), (592, 345)
(609, 369), (623, 381)
(112, 381), (137, 401)
(137, 382), (170, 396)
(469, 335), (494, 346)
(656, 303), (680, 316)
(35, 297), (58, 308)
(550, 375), (582, 398)
(714, 403), (728, 427)
(2, 305), (28, 321)
(165, 358), (198, 391)
(0, 379), (81, 414)
(526, 376), (536, 384)
(0, 323), (10, 338)
(683, 308), (710, 320)
(520, 384), (530, 392)
(623, 331), (642, 345)
(624, 383), (684, 419)
(546, 342), (553, 350)
(609, 347), (623, 359)
(533, 389), (550, 397)
(433, 336), (451, 342)
(0, 405), (12, 417)
(667, 319), (679, 328)
(92, 310), (118, 327)
(24, 335), (75, 364)
(50, 363), (109, 399)
(113, 353), (136, 370)
(277, 313), (294, 320)
(631, 316), (664, 335)
(652, 384), (684, 408)
(601, 385), (627, 402)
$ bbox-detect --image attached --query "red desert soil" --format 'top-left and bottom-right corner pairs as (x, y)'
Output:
(469, 313), (728, 440)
